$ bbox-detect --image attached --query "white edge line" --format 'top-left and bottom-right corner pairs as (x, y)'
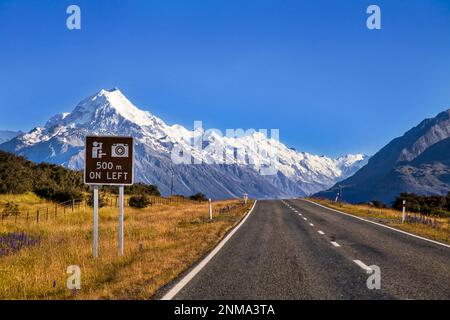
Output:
(305, 199), (450, 249)
(161, 200), (258, 300)
(353, 259), (372, 271)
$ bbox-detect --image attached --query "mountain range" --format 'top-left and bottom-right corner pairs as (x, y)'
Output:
(0, 88), (368, 199)
(315, 109), (450, 204)
(0, 130), (22, 144)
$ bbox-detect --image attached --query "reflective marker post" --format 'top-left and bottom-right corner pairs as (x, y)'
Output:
(93, 185), (99, 258)
(209, 198), (212, 221)
(402, 200), (406, 223)
(119, 185), (124, 256)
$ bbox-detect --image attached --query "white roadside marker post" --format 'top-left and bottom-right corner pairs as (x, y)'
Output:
(209, 198), (213, 221)
(402, 200), (406, 223)
(93, 185), (99, 258)
(119, 185), (124, 256)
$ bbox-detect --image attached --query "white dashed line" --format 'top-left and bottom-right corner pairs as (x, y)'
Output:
(353, 260), (372, 272)
(309, 223), (314, 227)
(331, 241), (341, 247)
(305, 199), (450, 249)
(318, 230), (325, 235)
(303, 217), (307, 221)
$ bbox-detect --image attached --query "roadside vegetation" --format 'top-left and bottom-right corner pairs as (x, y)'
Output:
(309, 197), (450, 245)
(0, 191), (254, 299)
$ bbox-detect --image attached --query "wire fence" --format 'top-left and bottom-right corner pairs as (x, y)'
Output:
(361, 206), (449, 235)
(0, 195), (250, 226)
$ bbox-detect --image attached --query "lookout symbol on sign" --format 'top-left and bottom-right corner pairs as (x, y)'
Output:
(92, 141), (106, 158)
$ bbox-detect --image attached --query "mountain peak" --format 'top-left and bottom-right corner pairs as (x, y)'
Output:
(63, 88), (156, 127)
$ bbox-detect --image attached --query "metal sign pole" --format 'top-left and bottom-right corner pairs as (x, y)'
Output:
(93, 185), (99, 258)
(119, 185), (124, 256)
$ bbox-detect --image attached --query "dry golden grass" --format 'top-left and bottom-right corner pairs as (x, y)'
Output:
(309, 198), (450, 245)
(0, 194), (253, 299)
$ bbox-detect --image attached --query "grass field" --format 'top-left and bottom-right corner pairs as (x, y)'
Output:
(309, 198), (450, 245)
(0, 193), (253, 299)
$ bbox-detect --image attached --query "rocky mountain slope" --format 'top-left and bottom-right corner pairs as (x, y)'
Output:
(315, 109), (450, 204)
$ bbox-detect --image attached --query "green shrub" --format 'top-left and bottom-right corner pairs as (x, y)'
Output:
(129, 195), (151, 208)
(370, 200), (387, 208)
(1, 202), (20, 217)
(393, 192), (450, 215)
(189, 192), (208, 202)
(34, 187), (83, 203)
(87, 192), (107, 208)
(112, 183), (160, 196)
(429, 209), (450, 218)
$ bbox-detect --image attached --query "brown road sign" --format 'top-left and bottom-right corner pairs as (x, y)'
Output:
(84, 136), (134, 185)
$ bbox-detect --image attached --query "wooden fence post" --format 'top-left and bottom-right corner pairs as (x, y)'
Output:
(36, 210), (39, 223)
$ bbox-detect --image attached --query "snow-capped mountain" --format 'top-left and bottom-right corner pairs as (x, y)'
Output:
(0, 88), (368, 198)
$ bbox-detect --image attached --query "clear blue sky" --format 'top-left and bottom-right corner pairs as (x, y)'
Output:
(1, 0), (450, 157)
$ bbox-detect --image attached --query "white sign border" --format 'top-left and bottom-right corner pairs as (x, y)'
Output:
(83, 135), (135, 186)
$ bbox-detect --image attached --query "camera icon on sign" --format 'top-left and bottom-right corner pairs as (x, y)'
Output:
(111, 143), (129, 158)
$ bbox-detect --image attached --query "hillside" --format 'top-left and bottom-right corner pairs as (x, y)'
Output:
(0, 150), (83, 196)
(315, 109), (450, 204)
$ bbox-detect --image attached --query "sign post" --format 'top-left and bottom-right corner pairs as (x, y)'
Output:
(119, 185), (124, 256)
(93, 185), (99, 258)
(84, 136), (134, 258)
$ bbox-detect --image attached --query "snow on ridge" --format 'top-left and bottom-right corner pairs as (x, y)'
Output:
(61, 88), (157, 127)
(2, 88), (368, 197)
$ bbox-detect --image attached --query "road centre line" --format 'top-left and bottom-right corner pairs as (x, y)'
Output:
(353, 259), (372, 271)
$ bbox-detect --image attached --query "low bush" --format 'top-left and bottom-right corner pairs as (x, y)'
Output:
(189, 192), (208, 202)
(1, 202), (19, 217)
(34, 187), (83, 203)
(129, 195), (151, 208)
(87, 193), (107, 208)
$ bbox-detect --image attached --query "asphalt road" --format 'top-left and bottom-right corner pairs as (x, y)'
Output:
(172, 199), (450, 300)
